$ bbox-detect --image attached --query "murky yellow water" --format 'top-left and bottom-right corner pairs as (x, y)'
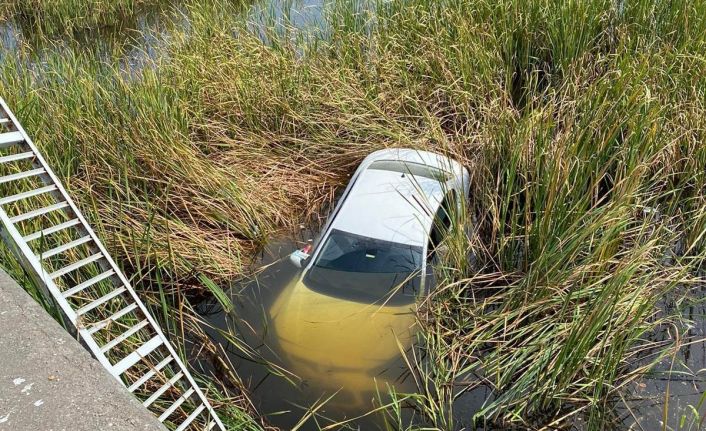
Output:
(197, 239), (422, 430)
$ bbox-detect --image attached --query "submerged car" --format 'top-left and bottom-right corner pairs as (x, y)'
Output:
(269, 148), (470, 405)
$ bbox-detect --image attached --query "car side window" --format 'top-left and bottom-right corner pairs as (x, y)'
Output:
(428, 191), (456, 260)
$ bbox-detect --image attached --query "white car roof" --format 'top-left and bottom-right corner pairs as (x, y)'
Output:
(330, 149), (464, 247)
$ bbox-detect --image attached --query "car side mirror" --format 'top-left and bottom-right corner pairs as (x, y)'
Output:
(289, 244), (312, 269)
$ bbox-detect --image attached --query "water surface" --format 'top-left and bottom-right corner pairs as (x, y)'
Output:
(196, 237), (422, 430)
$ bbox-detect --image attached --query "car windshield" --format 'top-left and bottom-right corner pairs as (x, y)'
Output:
(303, 229), (424, 306)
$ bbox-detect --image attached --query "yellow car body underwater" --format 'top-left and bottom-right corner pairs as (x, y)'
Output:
(270, 275), (417, 404)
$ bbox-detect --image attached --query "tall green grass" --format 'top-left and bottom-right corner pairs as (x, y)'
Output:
(0, 0), (165, 34)
(0, 0), (704, 429)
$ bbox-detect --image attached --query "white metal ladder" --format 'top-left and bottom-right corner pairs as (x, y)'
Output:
(0, 98), (225, 431)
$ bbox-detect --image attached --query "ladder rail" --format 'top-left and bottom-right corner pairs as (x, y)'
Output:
(0, 98), (120, 279)
(0, 207), (114, 372)
(0, 98), (226, 431)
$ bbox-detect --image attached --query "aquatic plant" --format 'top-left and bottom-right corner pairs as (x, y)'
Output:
(0, 0), (704, 429)
(0, 0), (165, 34)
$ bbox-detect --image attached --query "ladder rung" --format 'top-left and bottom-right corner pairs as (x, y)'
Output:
(76, 287), (126, 316)
(175, 404), (206, 431)
(0, 167), (45, 185)
(24, 218), (81, 242)
(10, 201), (69, 223)
(207, 420), (217, 430)
(158, 387), (195, 422)
(87, 302), (138, 335)
(63, 269), (115, 298)
(143, 371), (184, 408)
(0, 100), (225, 431)
(0, 131), (23, 148)
(128, 355), (174, 392)
(50, 253), (104, 279)
(0, 151), (33, 164)
(101, 320), (150, 353)
(38, 235), (92, 259)
(112, 336), (164, 376)
(0, 184), (57, 206)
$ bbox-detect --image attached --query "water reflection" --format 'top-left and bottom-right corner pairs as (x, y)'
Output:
(0, 0), (332, 72)
(0, 2), (178, 63)
(619, 286), (706, 430)
(248, 0), (328, 44)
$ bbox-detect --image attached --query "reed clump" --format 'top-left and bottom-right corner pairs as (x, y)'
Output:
(0, 0), (705, 429)
(0, 0), (163, 34)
